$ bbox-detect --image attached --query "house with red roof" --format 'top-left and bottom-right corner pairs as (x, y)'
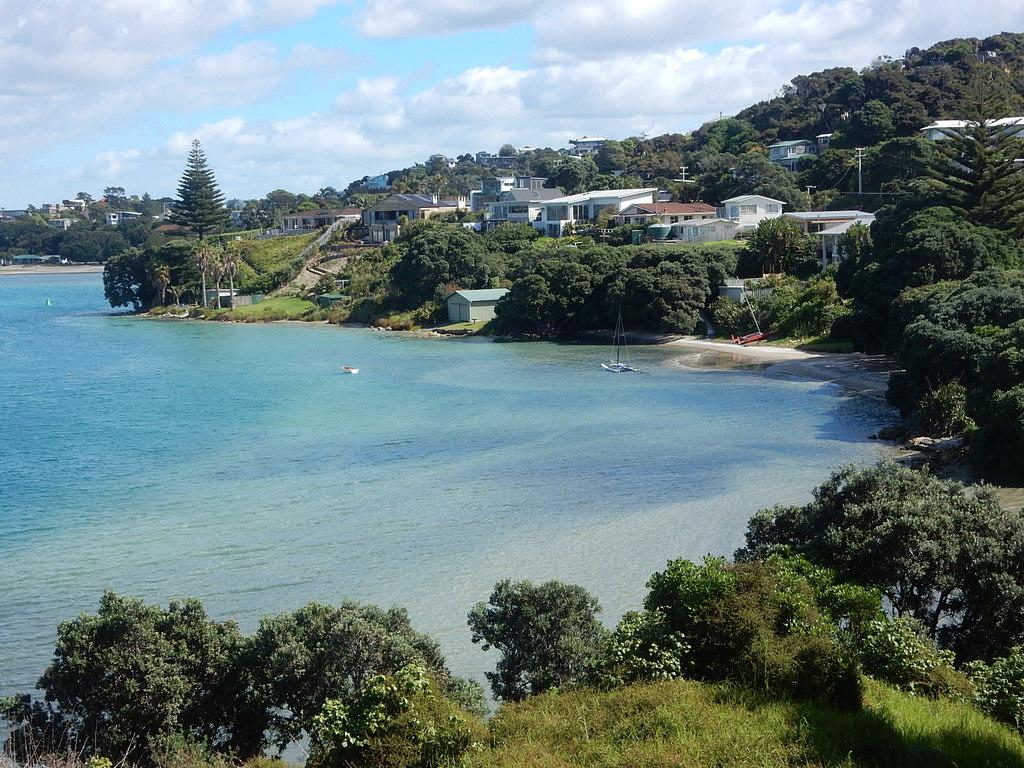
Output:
(612, 202), (719, 227)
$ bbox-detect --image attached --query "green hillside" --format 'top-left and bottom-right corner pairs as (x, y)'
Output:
(476, 678), (1024, 768)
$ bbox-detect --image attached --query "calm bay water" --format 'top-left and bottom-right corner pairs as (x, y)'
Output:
(0, 273), (891, 695)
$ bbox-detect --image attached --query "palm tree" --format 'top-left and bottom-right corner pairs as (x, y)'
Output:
(222, 244), (239, 308)
(149, 262), (171, 307)
(209, 250), (226, 309)
(193, 243), (213, 306)
(168, 285), (184, 307)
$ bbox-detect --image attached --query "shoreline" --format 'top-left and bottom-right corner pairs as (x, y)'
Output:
(0, 264), (105, 275)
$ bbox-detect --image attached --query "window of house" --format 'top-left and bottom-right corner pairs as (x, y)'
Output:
(727, 205), (739, 219)
(572, 204), (588, 220)
(766, 204), (780, 213)
(670, 216), (679, 223)
(740, 205), (757, 214)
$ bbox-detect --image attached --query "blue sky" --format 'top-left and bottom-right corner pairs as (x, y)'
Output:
(2, 0), (1024, 208)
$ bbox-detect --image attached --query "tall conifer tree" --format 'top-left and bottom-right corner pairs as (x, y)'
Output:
(170, 140), (228, 238)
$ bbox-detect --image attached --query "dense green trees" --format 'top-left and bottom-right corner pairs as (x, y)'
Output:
(468, 579), (606, 702)
(492, 241), (741, 337)
(744, 218), (818, 275)
(739, 462), (1024, 661)
(389, 225), (499, 307)
(1, 596), (482, 766)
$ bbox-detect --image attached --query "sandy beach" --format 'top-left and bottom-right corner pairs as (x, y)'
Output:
(0, 264), (104, 275)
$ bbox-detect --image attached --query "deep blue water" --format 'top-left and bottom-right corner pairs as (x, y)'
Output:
(0, 273), (891, 695)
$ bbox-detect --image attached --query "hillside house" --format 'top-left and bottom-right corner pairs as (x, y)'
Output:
(781, 210), (874, 234)
(567, 136), (608, 155)
(673, 218), (739, 243)
(105, 210), (144, 226)
(445, 288), (509, 323)
(281, 208), (362, 231)
(484, 188), (564, 229)
(535, 188), (657, 237)
(613, 202), (718, 227)
(48, 218), (73, 231)
(815, 214), (876, 267)
(362, 193), (466, 243)
(721, 195), (784, 233)
(768, 140), (817, 170)
(365, 174), (390, 191)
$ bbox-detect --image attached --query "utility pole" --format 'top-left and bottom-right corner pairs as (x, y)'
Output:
(805, 185), (817, 197)
(855, 147), (865, 194)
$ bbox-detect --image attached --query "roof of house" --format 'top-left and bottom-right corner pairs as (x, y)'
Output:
(368, 193), (460, 210)
(922, 117), (1024, 131)
(618, 202), (717, 216)
(722, 194), (786, 205)
(498, 188), (564, 203)
(782, 210), (873, 221)
(769, 139), (815, 148)
(446, 288), (510, 302)
(679, 217), (737, 227)
(817, 216), (876, 236)
(544, 187), (658, 205)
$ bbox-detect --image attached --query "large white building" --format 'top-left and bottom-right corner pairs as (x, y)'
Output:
(534, 188), (657, 237)
(721, 195), (785, 233)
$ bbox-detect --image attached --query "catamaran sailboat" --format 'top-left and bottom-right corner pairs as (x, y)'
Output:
(601, 312), (639, 372)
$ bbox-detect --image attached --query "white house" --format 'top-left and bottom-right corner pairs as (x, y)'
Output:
(613, 202), (718, 227)
(721, 195), (785, 233)
(105, 210), (144, 226)
(365, 174), (390, 191)
(362, 193), (466, 243)
(672, 218), (739, 244)
(535, 188), (657, 237)
(920, 117), (1024, 141)
(567, 136), (608, 155)
(484, 188), (564, 229)
(47, 218), (74, 231)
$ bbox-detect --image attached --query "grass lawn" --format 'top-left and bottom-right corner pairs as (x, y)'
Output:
(213, 296), (315, 321)
(473, 678), (1024, 768)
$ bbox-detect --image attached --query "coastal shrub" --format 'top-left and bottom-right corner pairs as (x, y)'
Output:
(1, 591), (263, 765)
(468, 579), (607, 702)
(914, 381), (975, 436)
(966, 646), (1024, 733)
(250, 600), (483, 750)
(739, 462), (1024, 661)
(857, 617), (972, 699)
(307, 664), (486, 768)
(594, 610), (690, 687)
(643, 556), (862, 709)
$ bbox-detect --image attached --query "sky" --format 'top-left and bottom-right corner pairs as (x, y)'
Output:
(2, 0), (1024, 208)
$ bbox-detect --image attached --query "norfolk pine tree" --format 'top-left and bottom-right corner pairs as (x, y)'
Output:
(170, 140), (229, 238)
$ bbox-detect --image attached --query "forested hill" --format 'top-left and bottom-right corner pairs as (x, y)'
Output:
(735, 32), (1024, 146)
(343, 32), (1024, 207)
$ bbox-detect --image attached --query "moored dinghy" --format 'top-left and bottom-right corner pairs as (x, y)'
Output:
(342, 366), (359, 374)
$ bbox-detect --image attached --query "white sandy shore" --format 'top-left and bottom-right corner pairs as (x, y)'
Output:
(663, 337), (816, 362)
(0, 264), (104, 275)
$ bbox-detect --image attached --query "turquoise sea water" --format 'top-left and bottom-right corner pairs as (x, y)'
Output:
(0, 273), (891, 696)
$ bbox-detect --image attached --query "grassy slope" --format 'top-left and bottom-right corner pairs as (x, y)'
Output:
(473, 678), (1024, 768)
(244, 233), (318, 275)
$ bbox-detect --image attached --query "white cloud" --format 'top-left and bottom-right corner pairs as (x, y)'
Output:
(4, 0), (1024, 205)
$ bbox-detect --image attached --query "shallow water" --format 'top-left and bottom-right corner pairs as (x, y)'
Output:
(0, 273), (892, 695)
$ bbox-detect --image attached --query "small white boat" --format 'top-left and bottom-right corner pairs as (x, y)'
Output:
(342, 366), (359, 375)
(602, 362), (639, 373)
(602, 312), (639, 373)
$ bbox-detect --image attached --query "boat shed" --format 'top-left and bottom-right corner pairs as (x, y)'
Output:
(445, 288), (509, 323)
